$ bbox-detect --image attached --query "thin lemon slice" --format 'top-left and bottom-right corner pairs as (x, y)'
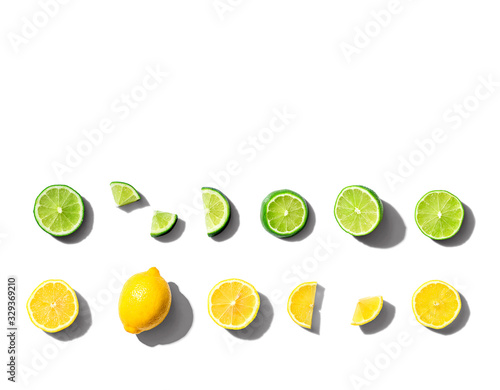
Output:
(412, 280), (461, 329)
(287, 282), (317, 328)
(351, 296), (383, 325)
(208, 279), (260, 330)
(27, 280), (79, 333)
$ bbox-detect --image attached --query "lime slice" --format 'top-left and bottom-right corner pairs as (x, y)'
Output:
(34, 185), (84, 236)
(415, 190), (464, 240)
(110, 181), (141, 206)
(334, 185), (383, 236)
(151, 211), (178, 237)
(260, 189), (308, 238)
(202, 187), (231, 237)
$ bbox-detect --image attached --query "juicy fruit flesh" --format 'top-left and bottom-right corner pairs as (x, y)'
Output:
(267, 194), (306, 233)
(111, 183), (140, 206)
(202, 190), (228, 233)
(151, 211), (176, 235)
(352, 297), (383, 325)
(118, 267), (172, 334)
(36, 187), (83, 234)
(288, 283), (316, 328)
(335, 187), (380, 234)
(28, 281), (78, 332)
(413, 282), (460, 328)
(209, 280), (259, 329)
(416, 192), (463, 239)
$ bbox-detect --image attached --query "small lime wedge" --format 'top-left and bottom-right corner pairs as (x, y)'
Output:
(202, 187), (231, 237)
(334, 185), (383, 236)
(415, 190), (464, 240)
(260, 189), (308, 238)
(151, 211), (178, 237)
(110, 182), (141, 206)
(34, 185), (84, 236)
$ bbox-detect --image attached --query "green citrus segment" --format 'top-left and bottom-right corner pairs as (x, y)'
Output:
(151, 211), (178, 237)
(415, 190), (464, 240)
(202, 187), (231, 237)
(34, 185), (85, 236)
(260, 189), (308, 238)
(110, 182), (141, 206)
(334, 185), (383, 236)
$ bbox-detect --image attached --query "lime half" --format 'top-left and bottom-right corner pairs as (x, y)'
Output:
(151, 211), (178, 237)
(334, 185), (383, 236)
(202, 187), (231, 237)
(260, 189), (308, 238)
(110, 182), (141, 206)
(415, 190), (464, 240)
(34, 185), (84, 236)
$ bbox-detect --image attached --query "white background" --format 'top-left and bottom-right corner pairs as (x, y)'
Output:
(1, 1), (499, 389)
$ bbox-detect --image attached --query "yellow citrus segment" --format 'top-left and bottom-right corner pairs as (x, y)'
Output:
(27, 280), (79, 333)
(412, 280), (461, 329)
(287, 282), (317, 329)
(351, 296), (383, 325)
(208, 279), (260, 330)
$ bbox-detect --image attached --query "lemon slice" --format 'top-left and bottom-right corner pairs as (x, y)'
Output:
(287, 282), (317, 328)
(208, 279), (260, 330)
(412, 280), (461, 329)
(351, 296), (383, 325)
(27, 280), (79, 333)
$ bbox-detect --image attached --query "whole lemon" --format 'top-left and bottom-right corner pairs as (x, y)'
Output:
(118, 267), (171, 334)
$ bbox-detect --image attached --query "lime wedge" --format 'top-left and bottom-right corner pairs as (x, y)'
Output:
(415, 190), (464, 240)
(202, 187), (231, 237)
(151, 211), (178, 237)
(110, 182), (141, 206)
(334, 185), (383, 236)
(34, 185), (85, 236)
(260, 189), (308, 238)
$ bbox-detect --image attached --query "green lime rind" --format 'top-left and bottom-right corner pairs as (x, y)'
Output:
(151, 211), (178, 237)
(110, 181), (141, 206)
(415, 190), (464, 240)
(33, 184), (85, 237)
(334, 185), (383, 236)
(202, 187), (231, 237)
(260, 189), (309, 238)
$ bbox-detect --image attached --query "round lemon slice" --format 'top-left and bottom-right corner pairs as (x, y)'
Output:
(208, 279), (260, 330)
(27, 280), (79, 333)
(412, 280), (461, 329)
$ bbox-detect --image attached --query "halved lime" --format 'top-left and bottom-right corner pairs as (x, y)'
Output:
(334, 185), (383, 236)
(415, 190), (464, 240)
(110, 181), (141, 206)
(34, 185), (84, 236)
(260, 189), (308, 238)
(151, 211), (178, 237)
(202, 187), (231, 237)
